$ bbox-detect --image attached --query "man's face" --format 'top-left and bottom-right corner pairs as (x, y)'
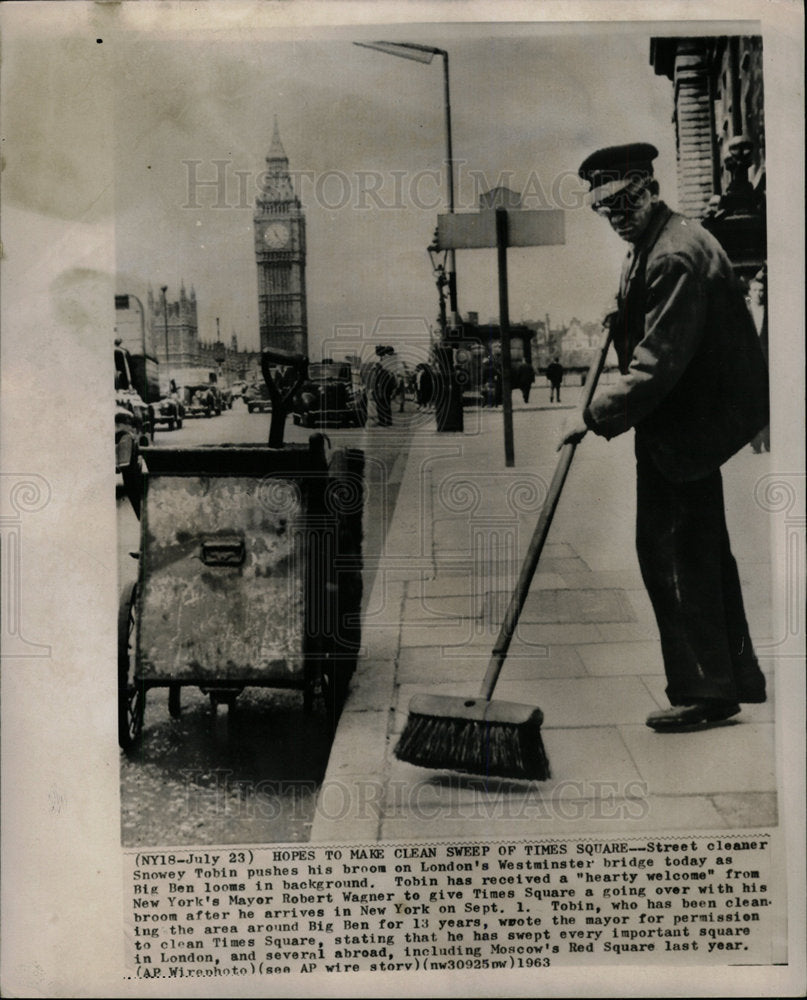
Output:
(593, 183), (656, 244)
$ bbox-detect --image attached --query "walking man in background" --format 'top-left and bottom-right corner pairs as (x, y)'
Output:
(560, 143), (769, 732)
(546, 357), (564, 402)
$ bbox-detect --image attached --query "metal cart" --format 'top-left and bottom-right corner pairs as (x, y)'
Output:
(118, 350), (364, 750)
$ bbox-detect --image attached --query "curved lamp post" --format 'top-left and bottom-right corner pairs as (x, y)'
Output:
(354, 40), (463, 431)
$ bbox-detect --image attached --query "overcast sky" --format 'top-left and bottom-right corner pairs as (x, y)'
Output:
(112, 23), (681, 357)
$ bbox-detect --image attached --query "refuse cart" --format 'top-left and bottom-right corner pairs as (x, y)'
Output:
(118, 349), (364, 751)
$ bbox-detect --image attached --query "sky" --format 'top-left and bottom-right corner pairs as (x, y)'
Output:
(111, 23), (681, 358)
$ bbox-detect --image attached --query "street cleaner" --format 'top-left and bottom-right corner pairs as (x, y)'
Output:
(559, 143), (769, 732)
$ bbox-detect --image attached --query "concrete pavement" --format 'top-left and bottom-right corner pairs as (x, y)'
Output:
(311, 386), (776, 842)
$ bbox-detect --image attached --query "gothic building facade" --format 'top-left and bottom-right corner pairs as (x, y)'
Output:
(253, 118), (309, 356)
(145, 284), (261, 388)
(148, 282), (200, 371)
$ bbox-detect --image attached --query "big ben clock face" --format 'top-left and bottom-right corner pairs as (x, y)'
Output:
(263, 222), (290, 249)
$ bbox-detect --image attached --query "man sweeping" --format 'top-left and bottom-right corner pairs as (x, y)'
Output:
(559, 143), (769, 732)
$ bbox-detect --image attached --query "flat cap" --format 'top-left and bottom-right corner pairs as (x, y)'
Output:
(578, 143), (658, 204)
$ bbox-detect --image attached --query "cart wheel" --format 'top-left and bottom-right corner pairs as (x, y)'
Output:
(118, 581), (145, 751)
(168, 683), (182, 719)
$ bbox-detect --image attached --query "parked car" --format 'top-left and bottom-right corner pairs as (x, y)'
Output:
(230, 380), (247, 401)
(244, 381), (272, 414)
(182, 383), (217, 418)
(153, 392), (185, 431)
(292, 362), (368, 428)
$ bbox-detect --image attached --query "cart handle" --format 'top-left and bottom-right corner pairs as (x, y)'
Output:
(260, 349), (310, 447)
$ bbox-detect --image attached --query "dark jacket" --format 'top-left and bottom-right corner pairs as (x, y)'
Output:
(585, 203), (769, 482)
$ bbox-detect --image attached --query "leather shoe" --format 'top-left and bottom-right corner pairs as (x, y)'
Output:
(646, 701), (740, 732)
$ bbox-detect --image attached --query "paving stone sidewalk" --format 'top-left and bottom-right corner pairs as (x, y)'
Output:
(312, 407), (776, 843)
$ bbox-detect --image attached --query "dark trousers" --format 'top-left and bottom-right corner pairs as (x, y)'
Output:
(550, 383), (561, 402)
(635, 437), (765, 705)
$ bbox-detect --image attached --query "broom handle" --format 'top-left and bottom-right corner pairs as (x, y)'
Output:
(478, 320), (615, 701)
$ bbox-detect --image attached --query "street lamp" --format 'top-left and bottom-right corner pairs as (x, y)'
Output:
(160, 285), (171, 389)
(427, 235), (450, 338)
(354, 40), (463, 431)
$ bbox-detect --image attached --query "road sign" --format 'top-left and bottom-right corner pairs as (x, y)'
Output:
(436, 208), (565, 250)
(435, 207), (566, 466)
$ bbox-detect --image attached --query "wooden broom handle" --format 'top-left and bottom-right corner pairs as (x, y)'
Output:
(478, 320), (615, 701)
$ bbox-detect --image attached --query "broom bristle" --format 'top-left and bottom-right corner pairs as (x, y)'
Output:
(395, 711), (550, 781)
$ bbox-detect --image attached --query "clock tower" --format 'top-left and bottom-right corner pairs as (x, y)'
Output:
(254, 117), (308, 355)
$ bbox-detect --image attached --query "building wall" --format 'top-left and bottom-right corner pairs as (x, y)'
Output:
(651, 35), (765, 215)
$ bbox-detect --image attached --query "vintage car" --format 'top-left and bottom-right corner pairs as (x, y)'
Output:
(244, 381), (272, 414)
(153, 393), (185, 430)
(292, 362), (368, 428)
(182, 383), (218, 418)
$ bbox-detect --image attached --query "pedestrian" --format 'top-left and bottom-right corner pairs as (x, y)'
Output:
(516, 360), (536, 404)
(370, 345), (396, 426)
(482, 355), (503, 407)
(415, 363), (435, 410)
(560, 142), (769, 732)
(546, 357), (564, 402)
(746, 270), (770, 453)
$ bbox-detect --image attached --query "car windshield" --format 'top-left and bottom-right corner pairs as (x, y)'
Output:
(309, 364), (350, 381)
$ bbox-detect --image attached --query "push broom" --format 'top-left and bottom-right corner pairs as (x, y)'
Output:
(394, 319), (616, 780)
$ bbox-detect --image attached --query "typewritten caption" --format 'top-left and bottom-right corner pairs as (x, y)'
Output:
(124, 836), (775, 979)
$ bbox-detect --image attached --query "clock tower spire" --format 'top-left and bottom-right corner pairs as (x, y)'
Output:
(253, 117), (308, 356)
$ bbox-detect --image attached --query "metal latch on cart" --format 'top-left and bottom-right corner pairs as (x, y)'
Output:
(200, 535), (246, 566)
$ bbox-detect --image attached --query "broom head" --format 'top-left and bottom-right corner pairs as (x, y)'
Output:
(394, 693), (550, 781)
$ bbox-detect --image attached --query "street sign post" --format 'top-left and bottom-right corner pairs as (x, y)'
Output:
(435, 207), (565, 466)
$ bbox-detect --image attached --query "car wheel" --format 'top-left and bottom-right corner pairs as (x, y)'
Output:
(166, 419), (175, 431)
